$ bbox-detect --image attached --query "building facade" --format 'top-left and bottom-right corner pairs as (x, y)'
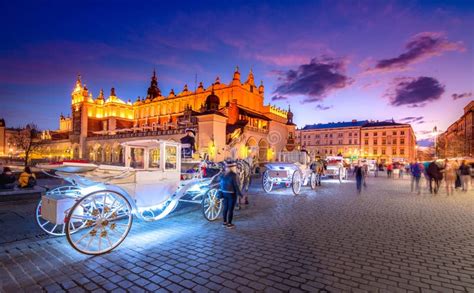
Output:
(0, 119), (22, 157)
(296, 120), (416, 163)
(37, 68), (296, 164)
(437, 100), (474, 158)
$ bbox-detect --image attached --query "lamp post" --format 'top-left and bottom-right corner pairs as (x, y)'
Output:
(433, 126), (438, 158)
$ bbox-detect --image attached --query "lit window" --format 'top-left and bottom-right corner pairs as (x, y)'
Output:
(148, 148), (160, 169)
(165, 145), (177, 170)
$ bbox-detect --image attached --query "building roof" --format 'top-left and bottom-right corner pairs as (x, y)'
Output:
(238, 106), (271, 121)
(362, 121), (408, 128)
(301, 120), (368, 130)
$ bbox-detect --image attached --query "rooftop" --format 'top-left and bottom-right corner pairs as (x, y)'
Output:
(301, 120), (368, 130)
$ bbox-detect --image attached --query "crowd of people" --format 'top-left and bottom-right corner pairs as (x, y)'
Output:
(0, 166), (37, 190)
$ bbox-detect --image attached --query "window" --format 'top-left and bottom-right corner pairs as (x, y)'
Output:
(365, 133), (369, 137)
(165, 145), (177, 170)
(329, 134), (333, 138)
(338, 133), (343, 138)
(400, 148), (405, 155)
(364, 139), (369, 145)
(400, 138), (405, 144)
(392, 131), (397, 135)
(338, 140), (342, 144)
(393, 148), (397, 155)
(373, 132), (378, 136)
(382, 138), (386, 144)
(354, 139), (358, 144)
(374, 149), (378, 155)
(382, 148), (386, 155)
(130, 148), (145, 169)
(354, 133), (358, 137)
(325, 134), (328, 138)
(393, 138), (397, 144)
(349, 133), (352, 137)
(329, 149), (333, 154)
(329, 140), (333, 145)
(349, 139), (352, 144)
(401, 131), (405, 135)
(382, 131), (386, 136)
(373, 139), (378, 145)
(316, 140), (320, 145)
(148, 148), (160, 169)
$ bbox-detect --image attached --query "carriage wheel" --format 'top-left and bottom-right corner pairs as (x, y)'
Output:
(66, 190), (133, 255)
(140, 198), (179, 222)
(310, 172), (317, 190)
(292, 171), (302, 195)
(262, 170), (273, 193)
(202, 187), (222, 221)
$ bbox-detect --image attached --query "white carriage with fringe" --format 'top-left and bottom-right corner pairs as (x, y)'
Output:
(36, 139), (223, 255)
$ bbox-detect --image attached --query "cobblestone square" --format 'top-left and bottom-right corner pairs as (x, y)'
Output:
(1, 176), (473, 292)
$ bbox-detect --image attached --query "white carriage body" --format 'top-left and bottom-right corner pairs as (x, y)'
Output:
(325, 156), (346, 179)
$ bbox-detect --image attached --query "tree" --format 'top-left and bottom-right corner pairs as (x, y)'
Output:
(8, 123), (42, 167)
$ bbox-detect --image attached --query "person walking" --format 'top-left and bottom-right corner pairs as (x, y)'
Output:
(410, 160), (423, 195)
(387, 163), (393, 178)
(354, 163), (364, 194)
(219, 161), (242, 228)
(454, 160), (462, 189)
(427, 161), (443, 194)
(443, 159), (456, 196)
(459, 160), (471, 192)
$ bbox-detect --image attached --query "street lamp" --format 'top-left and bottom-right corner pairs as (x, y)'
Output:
(433, 126), (438, 158)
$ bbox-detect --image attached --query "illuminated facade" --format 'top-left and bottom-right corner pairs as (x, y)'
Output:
(296, 120), (416, 163)
(437, 100), (474, 158)
(39, 68), (296, 163)
(0, 119), (22, 157)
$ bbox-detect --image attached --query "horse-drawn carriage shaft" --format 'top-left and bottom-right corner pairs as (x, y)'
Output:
(36, 139), (223, 255)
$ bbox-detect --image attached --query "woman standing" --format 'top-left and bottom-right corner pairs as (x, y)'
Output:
(219, 161), (242, 229)
(443, 159), (456, 196)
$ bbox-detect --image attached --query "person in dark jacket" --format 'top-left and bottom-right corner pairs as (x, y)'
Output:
(459, 160), (471, 192)
(427, 161), (443, 194)
(410, 160), (423, 195)
(0, 167), (16, 189)
(219, 161), (242, 228)
(353, 163), (364, 194)
(180, 129), (196, 158)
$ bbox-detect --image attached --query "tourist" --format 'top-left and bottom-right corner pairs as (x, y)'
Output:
(443, 159), (456, 196)
(354, 162), (364, 194)
(410, 160), (423, 195)
(18, 167), (36, 189)
(459, 160), (471, 192)
(387, 163), (393, 178)
(399, 164), (404, 179)
(0, 167), (16, 189)
(427, 161), (443, 194)
(219, 161), (242, 229)
(454, 160), (461, 189)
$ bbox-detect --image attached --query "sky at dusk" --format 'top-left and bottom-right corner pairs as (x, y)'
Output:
(0, 0), (473, 145)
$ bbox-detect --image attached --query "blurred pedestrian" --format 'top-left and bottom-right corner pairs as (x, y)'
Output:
(459, 160), (471, 192)
(387, 163), (393, 178)
(219, 161), (242, 228)
(427, 161), (443, 194)
(410, 159), (423, 195)
(443, 159), (456, 196)
(354, 163), (364, 194)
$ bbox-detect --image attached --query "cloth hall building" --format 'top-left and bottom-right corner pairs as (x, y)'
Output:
(37, 69), (296, 164)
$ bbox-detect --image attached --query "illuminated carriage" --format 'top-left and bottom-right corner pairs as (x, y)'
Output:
(36, 140), (223, 255)
(262, 151), (318, 195)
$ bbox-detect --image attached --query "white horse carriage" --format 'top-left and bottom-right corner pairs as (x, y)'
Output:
(262, 151), (318, 195)
(36, 139), (223, 255)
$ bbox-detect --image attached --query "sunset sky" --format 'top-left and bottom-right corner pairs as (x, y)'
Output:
(0, 0), (472, 145)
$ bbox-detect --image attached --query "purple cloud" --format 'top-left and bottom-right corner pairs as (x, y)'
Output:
(399, 116), (424, 123)
(385, 76), (445, 107)
(452, 92), (472, 100)
(368, 32), (464, 73)
(316, 104), (333, 110)
(273, 57), (352, 103)
(271, 95), (288, 101)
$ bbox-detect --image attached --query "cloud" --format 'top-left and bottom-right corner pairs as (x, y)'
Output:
(316, 104), (333, 110)
(399, 116), (424, 123)
(385, 76), (444, 107)
(273, 57), (352, 103)
(452, 92), (473, 100)
(271, 95), (288, 101)
(367, 32), (465, 73)
(417, 138), (434, 147)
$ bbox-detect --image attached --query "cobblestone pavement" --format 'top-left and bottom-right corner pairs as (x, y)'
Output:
(1, 176), (473, 292)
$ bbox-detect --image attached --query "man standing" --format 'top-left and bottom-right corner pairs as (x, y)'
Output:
(459, 160), (471, 192)
(354, 162), (364, 194)
(410, 159), (423, 195)
(180, 128), (196, 158)
(427, 160), (443, 194)
(219, 161), (242, 228)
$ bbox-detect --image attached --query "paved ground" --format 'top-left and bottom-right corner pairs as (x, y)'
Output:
(1, 176), (473, 292)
